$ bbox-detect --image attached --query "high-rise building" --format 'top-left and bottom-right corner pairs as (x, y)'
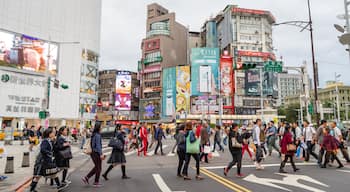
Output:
(203, 5), (276, 115)
(0, 0), (101, 129)
(277, 73), (302, 106)
(97, 70), (139, 126)
(139, 3), (188, 122)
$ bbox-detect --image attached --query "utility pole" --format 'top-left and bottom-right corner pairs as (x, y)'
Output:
(335, 73), (341, 122)
(259, 67), (264, 121)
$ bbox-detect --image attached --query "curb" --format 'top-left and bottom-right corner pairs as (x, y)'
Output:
(12, 176), (33, 192)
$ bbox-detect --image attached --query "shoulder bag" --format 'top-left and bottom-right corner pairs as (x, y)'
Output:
(108, 137), (124, 151)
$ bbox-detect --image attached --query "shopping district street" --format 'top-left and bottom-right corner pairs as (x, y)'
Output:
(1, 0), (350, 192)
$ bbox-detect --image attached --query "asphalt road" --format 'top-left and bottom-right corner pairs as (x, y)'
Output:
(29, 139), (350, 192)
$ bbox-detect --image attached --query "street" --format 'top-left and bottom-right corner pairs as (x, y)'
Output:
(24, 138), (350, 192)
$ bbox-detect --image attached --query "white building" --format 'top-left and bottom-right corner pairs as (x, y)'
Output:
(277, 73), (302, 106)
(0, 0), (101, 130)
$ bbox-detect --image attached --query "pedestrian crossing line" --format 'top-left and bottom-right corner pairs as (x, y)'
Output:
(147, 145), (168, 156)
(200, 168), (251, 192)
(203, 162), (318, 170)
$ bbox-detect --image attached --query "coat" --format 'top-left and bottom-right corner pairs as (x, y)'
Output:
(280, 132), (294, 155)
(54, 135), (70, 168)
(200, 127), (209, 145)
(107, 131), (126, 164)
(322, 135), (339, 152)
(33, 139), (56, 176)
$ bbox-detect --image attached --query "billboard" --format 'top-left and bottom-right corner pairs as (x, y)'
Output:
(162, 67), (176, 117)
(245, 69), (260, 96)
(191, 48), (219, 96)
(0, 30), (59, 75)
(190, 96), (219, 114)
(116, 71), (131, 94)
(140, 99), (161, 121)
(176, 66), (190, 115)
(115, 94), (131, 111)
(220, 57), (233, 96)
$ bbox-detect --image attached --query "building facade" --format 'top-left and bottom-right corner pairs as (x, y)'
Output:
(277, 73), (302, 106)
(0, 0), (101, 130)
(97, 70), (139, 126)
(202, 5), (276, 115)
(139, 3), (188, 122)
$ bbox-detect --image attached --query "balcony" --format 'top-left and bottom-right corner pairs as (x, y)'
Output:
(146, 29), (170, 38)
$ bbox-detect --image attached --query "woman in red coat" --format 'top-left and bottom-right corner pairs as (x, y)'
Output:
(279, 123), (299, 173)
(321, 127), (344, 168)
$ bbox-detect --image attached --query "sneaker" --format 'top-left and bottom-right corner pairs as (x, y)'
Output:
(93, 182), (102, 187)
(82, 177), (89, 185)
(337, 165), (344, 169)
(236, 174), (244, 178)
(122, 176), (131, 179)
(57, 183), (68, 191)
(62, 180), (72, 185)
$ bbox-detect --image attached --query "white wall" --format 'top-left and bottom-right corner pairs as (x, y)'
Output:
(0, 0), (101, 119)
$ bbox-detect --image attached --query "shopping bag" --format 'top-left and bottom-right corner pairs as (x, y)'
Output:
(186, 132), (200, 154)
(203, 145), (211, 154)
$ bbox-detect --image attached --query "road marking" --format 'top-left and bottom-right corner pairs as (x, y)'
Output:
(202, 162), (318, 170)
(147, 145), (168, 156)
(152, 174), (186, 192)
(167, 152), (176, 157)
(200, 168), (251, 192)
(243, 173), (329, 192)
(211, 151), (220, 157)
(337, 169), (350, 173)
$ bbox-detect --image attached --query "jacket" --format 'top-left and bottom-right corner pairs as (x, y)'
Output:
(228, 130), (242, 152)
(176, 130), (186, 151)
(40, 139), (55, 164)
(322, 135), (339, 152)
(91, 133), (102, 155)
(200, 127), (209, 145)
(280, 132), (293, 155)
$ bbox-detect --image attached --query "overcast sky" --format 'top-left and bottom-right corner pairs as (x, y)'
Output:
(100, 0), (350, 87)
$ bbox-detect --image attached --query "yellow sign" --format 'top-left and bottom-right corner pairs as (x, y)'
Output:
(176, 66), (190, 114)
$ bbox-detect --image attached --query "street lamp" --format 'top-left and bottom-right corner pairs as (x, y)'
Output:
(274, 0), (320, 125)
(335, 73), (341, 122)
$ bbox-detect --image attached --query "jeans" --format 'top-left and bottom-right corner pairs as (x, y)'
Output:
(267, 136), (280, 155)
(305, 141), (318, 161)
(255, 144), (263, 163)
(86, 152), (102, 183)
(177, 149), (186, 176)
(280, 154), (297, 171)
(226, 150), (242, 174)
(154, 139), (163, 154)
(182, 153), (200, 176)
(213, 139), (223, 151)
(80, 137), (86, 149)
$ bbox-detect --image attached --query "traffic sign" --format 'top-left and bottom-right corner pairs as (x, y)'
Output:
(264, 61), (283, 73)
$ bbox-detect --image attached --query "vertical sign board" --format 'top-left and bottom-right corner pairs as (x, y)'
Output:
(176, 66), (191, 115)
(191, 48), (219, 96)
(245, 69), (260, 96)
(162, 67), (176, 117)
(199, 65), (211, 93)
(220, 56), (233, 96)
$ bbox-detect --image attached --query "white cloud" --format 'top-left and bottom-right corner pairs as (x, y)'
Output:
(100, 0), (350, 87)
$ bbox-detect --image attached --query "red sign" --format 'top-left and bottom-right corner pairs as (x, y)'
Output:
(115, 120), (138, 125)
(232, 8), (276, 22)
(144, 39), (160, 52)
(220, 56), (233, 96)
(238, 51), (276, 61)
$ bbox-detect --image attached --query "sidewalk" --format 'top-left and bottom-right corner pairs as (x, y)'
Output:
(0, 140), (87, 192)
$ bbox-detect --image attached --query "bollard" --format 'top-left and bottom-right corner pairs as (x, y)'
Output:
(22, 152), (30, 167)
(5, 156), (14, 174)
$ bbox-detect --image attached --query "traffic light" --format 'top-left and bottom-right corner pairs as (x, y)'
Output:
(61, 84), (69, 89)
(39, 111), (50, 119)
(308, 103), (314, 115)
(241, 62), (257, 70)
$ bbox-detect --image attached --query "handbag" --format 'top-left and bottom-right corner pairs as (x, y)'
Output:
(231, 137), (242, 148)
(59, 147), (73, 159)
(108, 137), (123, 151)
(287, 144), (296, 152)
(83, 138), (92, 155)
(203, 145), (211, 154)
(186, 132), (200, 154)
(44, 162), (59, 177)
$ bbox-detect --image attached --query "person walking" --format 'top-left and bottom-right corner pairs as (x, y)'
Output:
(176, 124), (186, 177)
(279, 124), (299, 173)
(212, 125), (224, 152)
(148, 125), (156, 149)
(171, 124), (181, 154)
(154, 123), (166, 155)
(253, 119), (264, 170)
(29, 127), (67, 192)
(182, 122), (203, 180)
(102, 125), (130, 180)
(223, 123), (244, 177)
(303, 121), (318, 162)
(82, 122), (105, 187)
(28, 125), (36, 152)
(138, 122), (149, 157)
(54, 126), (72, 185)
(266, 121), (280, 156)
(316, 120), (327, 167)
(80, 127), (89, 150)
(241, 127), (254, 161)
(321, 127), (344, 168)
(330, 121), (350, 163)
(199, 122), (210, 163)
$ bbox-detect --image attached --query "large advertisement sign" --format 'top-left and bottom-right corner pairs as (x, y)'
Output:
(245, 69), (260, 96)
(116, 71), (131, 94)
(176, 66), (190, 115)
(0, 70), (45, 118)
(191, 96), (219, 114)
(0, 30), (59, 75)
(191, 48), (219, 96)
(162, 67), (176, 117)
(220, 57), (233, 96)
(140, 99), (161, 121)
(115, 94), (131, 111)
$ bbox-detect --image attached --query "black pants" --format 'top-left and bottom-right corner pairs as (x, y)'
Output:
(305, 141), (318, 161)
(226, 149), (242, 174)
(318, 147), (325, 165)
(154, 139), (163, 154)
(255, 144), (263, 163)
(324, 151), (343, 167)
(177, 149), (186, 175)
(213, 139), (223, 151)
(182, 153), (200, 176)
(280, 154), (297, 170)
(200, 144), (209, 163)
(86, 152), (102, 183)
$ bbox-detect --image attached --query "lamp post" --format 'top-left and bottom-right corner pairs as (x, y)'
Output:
(335, 73), (341, 122)
(274, 0), (319, 125)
